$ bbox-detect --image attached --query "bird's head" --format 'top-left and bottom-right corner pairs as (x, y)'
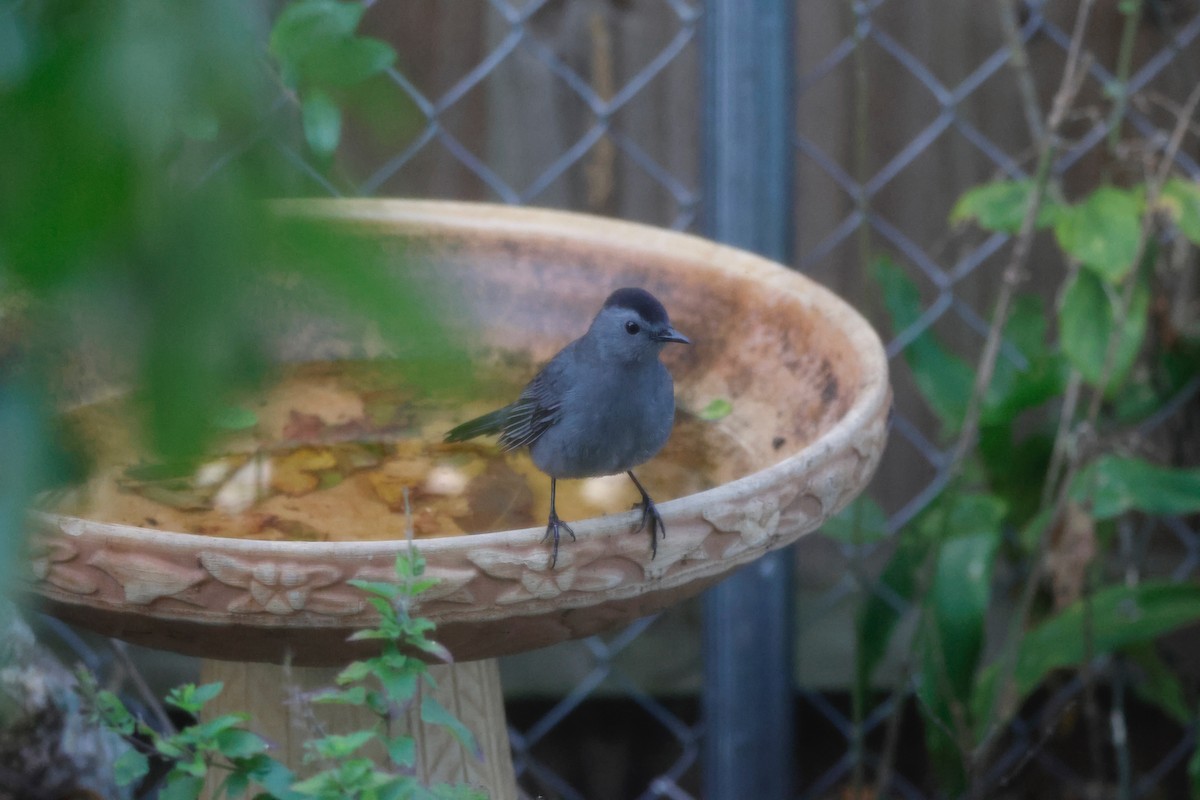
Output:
(585, 287), (690, 364)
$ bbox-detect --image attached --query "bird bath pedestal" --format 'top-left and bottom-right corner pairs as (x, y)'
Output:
(25, 201), (890, 797)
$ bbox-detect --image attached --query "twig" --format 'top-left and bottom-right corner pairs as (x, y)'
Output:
(1106, 0), (1144, 154)
(997, 0), (1046, 144)
(947, 0), (1094, 481)
(967, 0), (1099, 785)
(109, 639), (177, 735)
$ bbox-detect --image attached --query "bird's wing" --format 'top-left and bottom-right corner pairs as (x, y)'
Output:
(497, 356), (568, 451)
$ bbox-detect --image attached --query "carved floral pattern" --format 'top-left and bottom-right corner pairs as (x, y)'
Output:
(468, 546), (632, 606)
(27, 537), (98, 596)
(199, 552), (363, 616)
(87, 550), (208, 605)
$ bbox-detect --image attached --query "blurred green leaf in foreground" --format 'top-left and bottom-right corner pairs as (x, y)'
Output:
(0, 0), (461, 597)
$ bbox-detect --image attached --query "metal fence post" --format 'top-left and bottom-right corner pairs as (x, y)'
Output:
(701, 0), (796, 798)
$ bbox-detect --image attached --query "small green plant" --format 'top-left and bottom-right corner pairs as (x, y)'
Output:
(832, 171), (1200, 792)
(84, 548), (487, 800)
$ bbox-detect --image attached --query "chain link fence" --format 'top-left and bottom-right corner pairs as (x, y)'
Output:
(38, 1), (1200, 797)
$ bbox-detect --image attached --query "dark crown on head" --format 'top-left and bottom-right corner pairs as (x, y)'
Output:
(602, 287), (669, 326)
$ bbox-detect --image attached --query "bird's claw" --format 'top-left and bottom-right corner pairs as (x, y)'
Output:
(543, 513), (576, 569)
(632, 496), (665, 559)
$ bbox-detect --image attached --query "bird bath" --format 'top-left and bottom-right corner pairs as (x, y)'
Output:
(24, 200), (890, 796)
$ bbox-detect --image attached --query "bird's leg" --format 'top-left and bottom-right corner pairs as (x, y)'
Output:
(542, 477), (576, 569)
(626, 471), (664, 559)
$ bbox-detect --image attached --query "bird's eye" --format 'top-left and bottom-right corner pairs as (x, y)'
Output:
(625, 321), (641, 335)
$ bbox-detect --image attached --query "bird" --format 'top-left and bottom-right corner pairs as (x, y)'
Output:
(444, 287), (690, 567)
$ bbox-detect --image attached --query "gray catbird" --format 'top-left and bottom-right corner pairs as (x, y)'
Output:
(445, 287), (690, 566)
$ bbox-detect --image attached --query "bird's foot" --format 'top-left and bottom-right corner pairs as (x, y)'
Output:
(633, 495), (665, 559)
(542, 512), (576, 569)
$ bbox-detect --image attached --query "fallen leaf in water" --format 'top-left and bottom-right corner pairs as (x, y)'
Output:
(272, 447), (338, 496)
(264, 516), (327, 542)
(339, 442), (386, 471)
(122, 481), (213, 511)
(366, 457), (430, 510)
(282, 410), (327, 440)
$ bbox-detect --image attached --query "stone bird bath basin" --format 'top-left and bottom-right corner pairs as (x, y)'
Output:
(24, 200), (890, 794)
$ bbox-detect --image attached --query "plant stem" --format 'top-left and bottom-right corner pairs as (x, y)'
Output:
(968, 0), (1097, 789)
(1106, 0), (1144, 155)
(997, 0), (1046, 144)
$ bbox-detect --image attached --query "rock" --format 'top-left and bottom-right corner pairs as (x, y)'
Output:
(0, 605), (131, 800)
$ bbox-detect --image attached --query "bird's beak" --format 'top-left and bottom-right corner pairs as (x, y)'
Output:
(653, 326), (691, 345)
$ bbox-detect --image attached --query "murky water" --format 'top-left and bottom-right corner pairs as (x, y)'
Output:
(53, 359), (755, 542)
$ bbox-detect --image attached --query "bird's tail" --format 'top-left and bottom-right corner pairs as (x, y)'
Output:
(444, 407), (509, 442)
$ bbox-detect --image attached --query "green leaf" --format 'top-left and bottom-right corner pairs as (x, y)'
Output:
(914, 492), (1007, 546)
(1054, 186), (1142, 282)
(375, 663), (419, 702)
(309, 730), (376, 760)
(302, 88), (341, 157)
(1059, 269), (1147, 390)
(347, 578), (401, 599)
(160, 772), (205, 800)
(1124, 642), (1192, 726)
(873, 256), (974, 435)
(385, 734), (416, 767)
(979, 428), (1053, 531)
(1071, 455), (1200, 520)
(394, 548), (426, 579)
(114, 748), (151, 787)
(1191, 742), (1200, 800)
(1160, 176), (1200, 245)
(185, 713), (249, 744)
(269, 0), (365, 84)
(241, 754), (296, 796)
(973, 581), (1200, 735)
(222, 768), (249, 799)
(93, 689), (137, 734)
(216, 729), (268, 759)
(312, 685), (368, 706)
(855, 534), (925, 699)
(950, 179), (1059, 234)
(413, 638), (455, 664)
(337, 660), (373, 685)
(981, 295), (1066, 426)
(301, 36), (395, 87)
(420, 696), (482, 761)
(925, 532), (1001, 703)
(697, 398), (733, 421)
(917, 532), (1001, 792)
(166, 681), (224, 715)
(821, 496), (888, 544)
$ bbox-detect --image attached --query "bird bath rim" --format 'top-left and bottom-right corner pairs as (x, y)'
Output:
(26, 199), (891, 665)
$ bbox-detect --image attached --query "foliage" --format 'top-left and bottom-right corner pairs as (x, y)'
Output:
(0, 0), (463, 598)
(837, 167), (1200, 793)
(84, 549), (487, 800)
(269, 0), (397, 159)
